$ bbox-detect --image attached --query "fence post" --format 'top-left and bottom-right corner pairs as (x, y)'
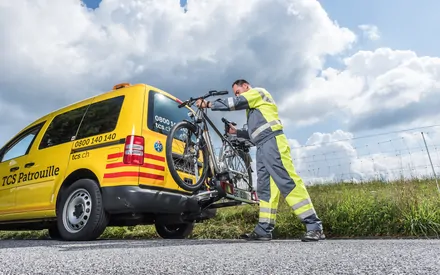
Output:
(421, 132), (440, 193)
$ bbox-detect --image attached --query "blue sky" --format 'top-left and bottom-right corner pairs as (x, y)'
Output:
(318, 0), (440, 57)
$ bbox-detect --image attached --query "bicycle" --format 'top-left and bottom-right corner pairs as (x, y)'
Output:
(165, 90), (259, 206)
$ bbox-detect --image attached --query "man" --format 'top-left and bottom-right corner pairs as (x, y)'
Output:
(195, 79), (325, 242)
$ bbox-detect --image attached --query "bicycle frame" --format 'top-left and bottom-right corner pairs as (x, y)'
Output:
(172, 90), (259, 206)
(190, 106), (252, 186)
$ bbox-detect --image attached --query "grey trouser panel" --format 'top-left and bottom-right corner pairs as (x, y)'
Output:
(253, 133), (323, 236)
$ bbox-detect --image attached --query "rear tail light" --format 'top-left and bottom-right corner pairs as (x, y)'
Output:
(220, 181), (234, 194)
(251, 191), (258, 201)
(123, 135), (144, 165)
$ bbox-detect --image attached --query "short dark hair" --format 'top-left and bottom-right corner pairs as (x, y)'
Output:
(232, 79), (249, 87)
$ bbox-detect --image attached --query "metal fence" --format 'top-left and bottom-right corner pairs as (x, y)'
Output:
(288, 126), (440, 188)
(215, 125), (440, 189)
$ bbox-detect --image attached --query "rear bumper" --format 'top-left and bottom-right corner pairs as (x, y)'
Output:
(101, 185), (202, 215)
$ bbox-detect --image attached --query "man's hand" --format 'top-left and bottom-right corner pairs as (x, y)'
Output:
(196, 99), (211, 108)
(228, 123), (237, 135)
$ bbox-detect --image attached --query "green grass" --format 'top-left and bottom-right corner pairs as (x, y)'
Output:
(2, 178), (440, 240)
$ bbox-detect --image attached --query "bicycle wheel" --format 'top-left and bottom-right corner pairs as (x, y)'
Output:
(165, 121), (209, 192)
(223, 146), (253, 191)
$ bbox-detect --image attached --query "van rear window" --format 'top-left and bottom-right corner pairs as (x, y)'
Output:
(39, 95), (124, 149)
(76, 95), (124, 140)
(147, 91), (191, 136)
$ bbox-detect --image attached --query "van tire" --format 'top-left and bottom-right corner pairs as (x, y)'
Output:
(56, 178), (109, 241)
(155, 221), (195, 239)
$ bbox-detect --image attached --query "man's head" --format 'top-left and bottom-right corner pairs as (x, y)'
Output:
(232, 79), (251, 96)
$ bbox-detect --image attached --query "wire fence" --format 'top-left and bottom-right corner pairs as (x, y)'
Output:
(291, 126), (440, 186)
(215, 125), (440, 187)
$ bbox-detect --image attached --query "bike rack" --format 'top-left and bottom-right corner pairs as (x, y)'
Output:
(191, 179), (259, 209)
(191, 189), (219, 201)
(224, 193), (259, 205)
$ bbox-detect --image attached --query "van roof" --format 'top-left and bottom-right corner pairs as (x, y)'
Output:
(31, 82), (183, 123)
(2, 83), (184, 147)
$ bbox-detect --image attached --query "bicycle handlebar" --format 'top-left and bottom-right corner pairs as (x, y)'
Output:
(177, 90), (229, 108)
(210, 90), (228, 96)
(221, 117), (237, 126)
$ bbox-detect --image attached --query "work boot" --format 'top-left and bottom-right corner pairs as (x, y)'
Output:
(240, 231), (272, 241)
(301, 230), (326, 242)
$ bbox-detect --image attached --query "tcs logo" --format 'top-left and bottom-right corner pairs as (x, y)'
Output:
(2, 174), (17, 186)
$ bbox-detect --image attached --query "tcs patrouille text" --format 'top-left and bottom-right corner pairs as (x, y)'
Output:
(2, 165), (60, 186)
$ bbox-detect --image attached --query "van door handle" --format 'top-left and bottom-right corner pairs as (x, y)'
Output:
(25, 162), (35, 168)
(10, 167), (19, 172)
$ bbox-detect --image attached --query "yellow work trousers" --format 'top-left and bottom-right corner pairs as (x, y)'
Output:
(254, 133), (322, 236)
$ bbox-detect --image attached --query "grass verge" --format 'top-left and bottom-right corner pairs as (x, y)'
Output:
(1, 178), (440, 240)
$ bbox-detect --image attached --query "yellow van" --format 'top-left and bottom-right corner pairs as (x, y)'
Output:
(0, 83), (218, 241)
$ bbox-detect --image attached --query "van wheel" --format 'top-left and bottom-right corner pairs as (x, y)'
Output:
(56, 178), (109, 241)
(155, 222), (195, 239)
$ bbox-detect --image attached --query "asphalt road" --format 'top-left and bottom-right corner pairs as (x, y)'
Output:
(0, 238), (438, 274)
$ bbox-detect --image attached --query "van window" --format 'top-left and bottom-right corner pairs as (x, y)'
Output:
(1, 127), (41, 162)
(39, 106), (88, 149)
(76, 96), (124, 139)
(147, 90), (191, 137)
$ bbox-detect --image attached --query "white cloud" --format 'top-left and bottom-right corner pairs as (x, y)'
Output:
(0, 0), (356, 146)
(358, 24), (380, 41)
(278, 67), (365, 126)
(280, 47), (440, 133)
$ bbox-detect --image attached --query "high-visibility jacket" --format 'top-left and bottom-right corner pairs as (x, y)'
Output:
(211, 87), (283, 145)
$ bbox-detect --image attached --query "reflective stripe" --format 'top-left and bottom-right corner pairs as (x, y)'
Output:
(297, 208), (316, 219)
(292, 198), (311, 211)
(228, 97), (235, 110)
(251, 119), (282, 140)
(260, 207), (277, 214)
(255, 88), (275, 104)
(259, 205), (277, 225)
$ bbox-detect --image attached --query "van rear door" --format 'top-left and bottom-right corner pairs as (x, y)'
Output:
(142, 89), (194, 192)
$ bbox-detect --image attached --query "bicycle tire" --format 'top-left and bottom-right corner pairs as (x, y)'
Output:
(224, 146), (253, 190)
(165, 121), (209, 192)
(239, 150), (253, 189)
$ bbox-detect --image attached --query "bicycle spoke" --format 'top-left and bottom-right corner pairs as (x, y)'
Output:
(222, 146), (253, 191)
(165, 122), (208, 191)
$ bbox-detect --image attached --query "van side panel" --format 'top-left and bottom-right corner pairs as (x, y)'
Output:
(64, 85), (146, 191)
(0, 99), (95, 221)
(14, 118), (74, 217)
